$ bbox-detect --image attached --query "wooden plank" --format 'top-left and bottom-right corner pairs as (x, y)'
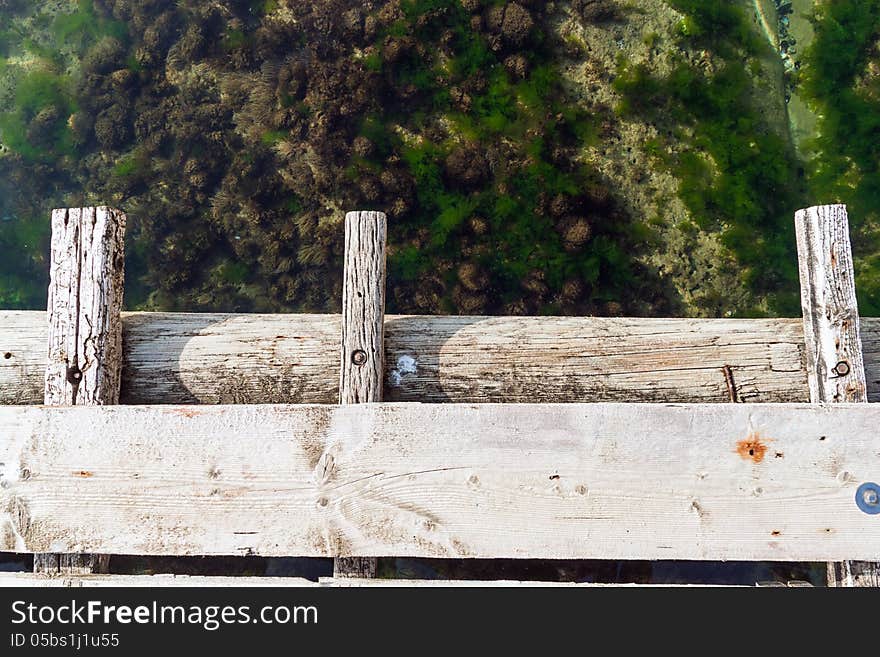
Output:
(0, 573), (718, 587)
(796, 205), (867, 404)
(317, 578), (735, 588)
(0, 573), (319, 588)
(11, 312), (880, 405)
(31, 553), (109, 576)
(44, 207), (125, 406)
(339, 211), (387, 405)
(335, 211), (387, 578)
(795, 204), (879, 587)
(1, 402), (879, 562)
(36, 207), (125, 576)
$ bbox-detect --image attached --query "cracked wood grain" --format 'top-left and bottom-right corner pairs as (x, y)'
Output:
(334, 211), (387, 579)
(795, 204), (879, 587)
(45, 207), (125, 406)
(36, 207), (124, 576)
(796, 205), (867, 404)
(2, 402), (880, 561)
(10, 312), (880, 405)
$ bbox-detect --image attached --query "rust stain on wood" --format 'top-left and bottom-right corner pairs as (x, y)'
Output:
(166, 408), (206, 418)
(722, 365), (739, 403)
(736, 433), (768, 463)
(73, 470), (93, 478)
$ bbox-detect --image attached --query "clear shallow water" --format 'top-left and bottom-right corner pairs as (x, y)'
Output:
(0, 1), (878, 317)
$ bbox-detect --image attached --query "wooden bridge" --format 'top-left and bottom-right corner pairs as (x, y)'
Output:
(0, 204), (878, 587)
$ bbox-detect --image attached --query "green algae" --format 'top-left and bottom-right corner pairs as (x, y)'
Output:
(0, 66), (77, 162)
(343, 1), (645, 315)
(53, 0), (128, 49)
(614, 2), (806, 316)
(0, 0), (878, 319)
(800, 1), (880, 315)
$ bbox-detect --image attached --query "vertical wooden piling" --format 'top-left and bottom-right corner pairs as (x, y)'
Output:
(795, 204), (879, 587)
(334, 210), (387, 579)
(34, 206), (125, 575)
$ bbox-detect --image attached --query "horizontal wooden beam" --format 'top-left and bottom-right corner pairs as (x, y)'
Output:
(0, 573), (728, 587)
(1, 403), (879, 562)
(0, 573), (320, 588)
(4, 311), (880, 404)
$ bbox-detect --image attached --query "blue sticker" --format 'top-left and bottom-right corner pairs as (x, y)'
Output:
(855, 482), (880, 515)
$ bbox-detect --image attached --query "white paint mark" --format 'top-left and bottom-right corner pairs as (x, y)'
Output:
(397, 355), (417, 374)
(389, 355), (418, 387)
(0, 458), (19, 487)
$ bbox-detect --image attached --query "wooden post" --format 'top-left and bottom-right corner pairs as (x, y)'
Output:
(795, 204), (879, 587)
(34, 207), (125, 575)
(333, 210), (387, 578)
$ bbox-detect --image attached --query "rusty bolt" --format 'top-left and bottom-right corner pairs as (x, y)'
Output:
(833, 360), (851, 377)
(351, 350), (368, 366)
(66, 366), (82, 384)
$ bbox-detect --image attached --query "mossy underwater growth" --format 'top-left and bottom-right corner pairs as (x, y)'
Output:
(614, 1), (807, 316)
(0, 67), (78, 162)
(342, 0), (665, 316)
(1, 0), (879, 317)
(0, 0), (671, 315)
(800, 1), (880, 315)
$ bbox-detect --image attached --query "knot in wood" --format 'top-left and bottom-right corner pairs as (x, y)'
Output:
(351, 350), (368, 366)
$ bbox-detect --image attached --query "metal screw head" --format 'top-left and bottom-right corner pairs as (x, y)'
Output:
(351, 350), (368, 366)
(833, 360), (851, 377)
(856, 482), (880, 515)
(66, 366), (82, 384)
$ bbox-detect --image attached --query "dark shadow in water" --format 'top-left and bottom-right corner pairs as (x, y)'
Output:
(109, 555), (333, 581)
(387, 558), (825, 586)
(0, 552), (33, 572)
(0, 552), (825, 585)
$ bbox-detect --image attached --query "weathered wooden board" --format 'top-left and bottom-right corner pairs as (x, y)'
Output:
(0, 573), (722, 588)
(8, 312), (880, 405)
(795, 204), (879, 587)
(44, 207), (125, 406)
(339, 211), (387, 406)
(335, 210), (387, 578)
(0, 573), (319, 588)
(796, 205), (867, 404)
(37, 206), (125, 575)
(1, 403), (879, 561)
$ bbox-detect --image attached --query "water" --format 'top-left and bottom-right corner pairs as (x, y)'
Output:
(1, 1), (877, 316)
